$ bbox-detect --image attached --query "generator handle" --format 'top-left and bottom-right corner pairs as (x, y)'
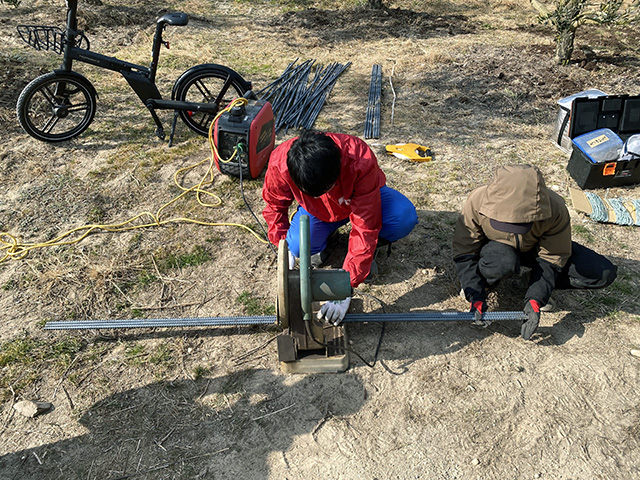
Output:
(242, 90), (258, 101)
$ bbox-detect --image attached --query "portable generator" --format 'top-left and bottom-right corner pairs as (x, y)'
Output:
(213, 93), (275, 179)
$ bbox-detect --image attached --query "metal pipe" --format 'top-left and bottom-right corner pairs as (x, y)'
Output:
(282, 64), (323, 126)
(298, 63), (349, 128)
(283, 61), (349, 131)
(372, 64), (382, 138)
(256, 58), (299, 98)
(278, 61), (314, 125)
(289, 66), (327, 127)
(373, 64), (381, 136)
(365, 64), (382, 138)
(364, 65), (376, 137)
(299, 215), (312, 323)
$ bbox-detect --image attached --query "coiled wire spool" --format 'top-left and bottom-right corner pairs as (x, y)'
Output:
(632, 199), (640, 226)
(584, 192), (637, 226)
(585, 192), (609, 223)
(608, 198), (634, 226)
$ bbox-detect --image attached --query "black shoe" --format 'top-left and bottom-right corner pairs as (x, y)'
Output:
(310, 249), (331, 268)
(310, 230), (341, 268)
(364, 259), (378, 284)
(540, 297), (556, 312)
(519, 267), (532, 287)
(485, 280), (500, 292)
(376, 238), (393, 258)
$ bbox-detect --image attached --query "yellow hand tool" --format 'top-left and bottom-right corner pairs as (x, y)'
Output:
(385, 143), (433, 162)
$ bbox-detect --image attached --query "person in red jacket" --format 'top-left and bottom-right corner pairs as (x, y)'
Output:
(262, 130), (418, 324)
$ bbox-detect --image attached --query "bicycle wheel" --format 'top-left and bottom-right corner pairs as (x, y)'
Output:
(17, 71), (97, 142)
(172, 64), (250, 137)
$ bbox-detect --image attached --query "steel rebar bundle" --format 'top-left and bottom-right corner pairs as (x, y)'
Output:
(256, 59), (351, 134)
(364, 64), (382, 139)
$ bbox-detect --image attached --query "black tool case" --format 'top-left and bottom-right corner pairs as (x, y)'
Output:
(567, 148), (640, 189)
(565, 94), (640, 189)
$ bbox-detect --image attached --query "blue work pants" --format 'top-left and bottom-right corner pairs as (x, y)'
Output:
(286, 185), (418, 257)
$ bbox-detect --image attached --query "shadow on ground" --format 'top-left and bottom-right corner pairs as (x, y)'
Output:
(0, 368), (366, 480)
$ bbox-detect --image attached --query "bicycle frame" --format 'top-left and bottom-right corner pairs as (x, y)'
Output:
(61, 0), (250, 139)
(61, 0), (199, 138)
(16, 0), (251, 142)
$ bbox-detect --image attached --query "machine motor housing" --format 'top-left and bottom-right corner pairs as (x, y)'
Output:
(213, 98), (275, 179)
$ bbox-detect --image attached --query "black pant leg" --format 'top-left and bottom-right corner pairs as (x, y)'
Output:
(478, 241), (520, 285)
(555, 242), (618, 290)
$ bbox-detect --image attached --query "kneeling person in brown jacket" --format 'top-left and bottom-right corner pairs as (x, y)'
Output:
(453, 164), (617, 340)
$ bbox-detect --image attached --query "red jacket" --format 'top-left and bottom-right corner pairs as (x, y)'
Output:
(262, 133), (386, 287)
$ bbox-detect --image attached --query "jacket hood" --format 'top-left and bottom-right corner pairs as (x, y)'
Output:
(479, 164), (552, 223)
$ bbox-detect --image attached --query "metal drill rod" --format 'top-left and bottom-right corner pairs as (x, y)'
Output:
(280, 64), (328, 127)
(273, 68), (310, 130)
(299, 63), (350, 129)
(300, 215), (312, 323)
(365, 65), (377, 138)
(282, 65), (326, 126)
(365, 64), (382, 139)
(372, 64), (382, 138)
(288, 66), (326, 127)
(44, 316), (278, 330)
(343, 311), (528, 323)
(269, 60), (349, 132)
(302, 91), (328, 130)
(267, 61), (311, 113)
(256, 58), (299, 98)
(269, 61), (313, 106)
(364, 64), (377, 138)
(43, 311), (526, 330)
(277, 62), (314, 125)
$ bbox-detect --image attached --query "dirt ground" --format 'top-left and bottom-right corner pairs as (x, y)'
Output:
(0, 0), (640, 479)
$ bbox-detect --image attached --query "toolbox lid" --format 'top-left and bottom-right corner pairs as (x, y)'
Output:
(572, 128), (623, 163)
(557, 89), (607, 109)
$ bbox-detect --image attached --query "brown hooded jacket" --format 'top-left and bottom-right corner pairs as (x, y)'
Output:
(453, 164), (571, 267)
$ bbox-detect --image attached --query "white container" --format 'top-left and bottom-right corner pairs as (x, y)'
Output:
(553, 89), (607, 153)
(620, 134), (640, 161)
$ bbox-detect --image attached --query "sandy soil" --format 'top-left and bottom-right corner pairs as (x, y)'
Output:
(0, 1), (639, 479)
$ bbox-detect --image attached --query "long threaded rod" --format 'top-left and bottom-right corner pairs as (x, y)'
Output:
(343, 311), (527, 323)
(44, 311), (526, 330)
(44, 316), (277, 330)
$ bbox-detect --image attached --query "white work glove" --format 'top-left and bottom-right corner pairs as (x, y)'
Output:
(317, 297), (351, 326)
(288, 250), (296, 270)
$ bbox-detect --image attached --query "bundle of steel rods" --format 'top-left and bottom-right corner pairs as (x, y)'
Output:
(257, 59), (351, 134)
(364, 64), (382, 139)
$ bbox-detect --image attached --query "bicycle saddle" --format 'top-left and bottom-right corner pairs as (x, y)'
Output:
(157, 12), (188, 26)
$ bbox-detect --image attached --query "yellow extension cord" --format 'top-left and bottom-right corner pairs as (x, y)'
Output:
(0, 97), (270, 264)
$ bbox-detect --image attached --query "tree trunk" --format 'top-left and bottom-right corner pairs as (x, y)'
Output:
(555, 27), (577, 65)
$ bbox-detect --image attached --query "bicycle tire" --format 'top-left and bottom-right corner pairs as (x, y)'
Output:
(17, 71), (97, 142)
(172, 64), (250, 137)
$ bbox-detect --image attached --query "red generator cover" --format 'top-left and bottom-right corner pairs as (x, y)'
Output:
(213, 99), (275, 179)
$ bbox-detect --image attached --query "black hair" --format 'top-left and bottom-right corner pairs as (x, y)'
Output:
(286, 130), (341, 197)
